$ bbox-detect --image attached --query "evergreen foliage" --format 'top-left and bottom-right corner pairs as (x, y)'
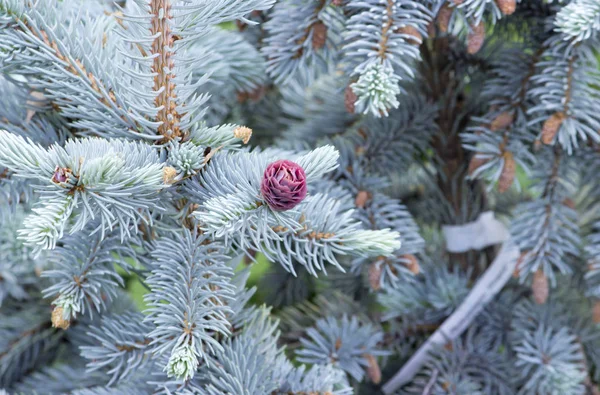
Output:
(2, 0), (600, 394)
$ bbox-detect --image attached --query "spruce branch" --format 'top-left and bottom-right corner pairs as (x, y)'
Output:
(149, 0), (181, 142)
(0, 0), (150, 138)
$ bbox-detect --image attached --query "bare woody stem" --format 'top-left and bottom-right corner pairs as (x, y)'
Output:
(150, 0), (181, 142)
(377, 0), (394, 59)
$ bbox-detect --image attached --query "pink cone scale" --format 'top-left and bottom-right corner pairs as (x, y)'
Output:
(261, 159), (308, 211)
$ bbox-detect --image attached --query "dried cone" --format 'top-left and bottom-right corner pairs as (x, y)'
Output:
(162, 166), (177, 184)
(355, 190), (370, 208)
(467, 22), (485, 54)
(468, 155), (488, 176)
(541, 112), (566, 144)
(402, 254), (420, 275)
(532, 269), (549, 304)
(498, 151), (515, 193)
(312, 21), (328, 50)
(368, 262), (383, 291)
(364, 353), (381, 384)
(344, 85), (357, 114)
(397, 25), (422, 45)
(437, 5), (453, 33)
(233, 126), (252, 144)
(593, 300), (600, 324)
(490, 111), (514, 131)
(496, 0), (516, 15)
(452, 0), (464, 4)
(237, 85), (266, 103)
(51, 306), (70, 330)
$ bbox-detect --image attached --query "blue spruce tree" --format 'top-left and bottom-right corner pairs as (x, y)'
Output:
(1, 0), (600, 393)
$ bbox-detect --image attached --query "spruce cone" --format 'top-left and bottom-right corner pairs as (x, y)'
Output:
(51, 306), (70, 330)
(496, 0), (516, 15)
(490, 111), (514, 131)
(355, 190), (370, 208)
(368, 262), (383, 291)
(364, 353), (381, 384)
(437, 5), (453, 33)
(402, 254), (420, 275)
(261, 160), (307, 211)
(542, 112), (566, 144)
(467, 22), (485, 54)
(312, 21), (328, 50)
(593, 300), (600, 324)
(237, 85), (266, 103)
(532, 269), (549, 304)
(498, 151), (515, 193)
(344, 85), (357, 114)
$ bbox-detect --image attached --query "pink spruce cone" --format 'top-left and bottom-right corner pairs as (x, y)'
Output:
(261, 159), (307, 211)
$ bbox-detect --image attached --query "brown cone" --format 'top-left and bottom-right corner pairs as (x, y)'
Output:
(364, 353), (382, 384)
(368, 262), (383, 291)
(542, 112), (566, 144)
(51, 306), (70, 330)
(496, 0), (517, 15)
(498, 151), (515, 193)
(312, 21), (328, 50)
(467, 22), (485, 54)
(355, 190), (370, 208)
(490, 111), (514, 131)
(345, 85), (357, 114)
(593, 300), (600, 324)
(437, 5), (453, 33)
(532, 269), (549, 304)
(402, 254), (420, 275)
